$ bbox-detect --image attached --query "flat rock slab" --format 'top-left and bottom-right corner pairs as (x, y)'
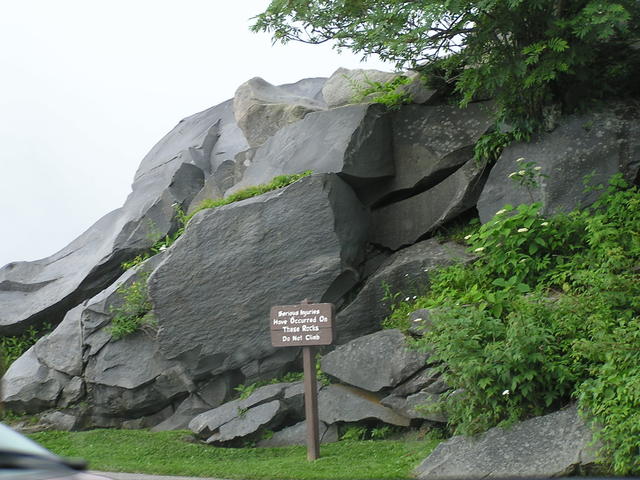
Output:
(206, 399), (286, 444)
(414, 405), (596, 479)
(321, 329), (428, 392)
(318, 384), (410, 427)
(228, 104), (393, 194)
(477, 102), (640, 222)
(370, 160), (488, 250)
(149, 174), (368, 379)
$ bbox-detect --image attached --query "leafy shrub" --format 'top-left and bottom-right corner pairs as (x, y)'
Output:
(0, 323), (52, 375)
(108, 273), (155, 340)
(386, 175), (640, 474)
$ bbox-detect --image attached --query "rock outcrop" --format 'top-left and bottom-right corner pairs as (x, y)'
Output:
(478, 102), (640, 221)
(1, 69), (630, 463)
(414, 406), (597, 479)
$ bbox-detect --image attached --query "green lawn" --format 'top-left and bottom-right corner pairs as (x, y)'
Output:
(29, 429), (440, 479)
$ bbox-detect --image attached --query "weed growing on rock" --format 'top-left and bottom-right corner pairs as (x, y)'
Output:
(385, 174), (640, 474)
(348, 74), (414, 109)
(189, 170), (313, 221)
(109, 273), (155, 340)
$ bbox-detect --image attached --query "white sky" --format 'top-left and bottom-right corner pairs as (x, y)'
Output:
(0, 0), (391, 268)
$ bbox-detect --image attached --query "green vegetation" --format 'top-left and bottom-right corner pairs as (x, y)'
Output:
(253, 1), (640, 140)
(188, 170), (313, 220)
(108, 273), (155, 340)
(29, 429), (441, 480)
(385, 174), (640, 474)
(349, 75), (413, 109)
(0, 323), (52, 375)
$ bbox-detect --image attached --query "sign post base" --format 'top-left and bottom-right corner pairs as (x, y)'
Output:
(303, 345), (320, 461)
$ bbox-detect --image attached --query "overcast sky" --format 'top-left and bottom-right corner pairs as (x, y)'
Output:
(0, 1), (391, 268)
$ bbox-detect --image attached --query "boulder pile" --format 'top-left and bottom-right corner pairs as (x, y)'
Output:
(2, 69), (638, 465)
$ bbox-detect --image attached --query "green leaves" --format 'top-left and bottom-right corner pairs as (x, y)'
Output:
(384, 176), (640, 472)
(254, 0), (640, 134)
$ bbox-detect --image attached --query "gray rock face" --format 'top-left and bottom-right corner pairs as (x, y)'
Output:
(149, 174), (368, 379)
(414, 405), (597, 479)
(1, 347), (69, 413)
(207, 400), (286, 444)
(321, 329), (428, 392)
(381, 390), (447, 422)
(234, 77), (326, 148)
(390, 367), (441, 397)
(322, 68), (435, 108)
(370, 160), (489, 250)
(365, 102), (493, 206)
(318, 384), (410, 426)
(228, 104), (393, 195)
(336, 240), (470, 342)
(477, 103), (640, 222)
(257, 420), (339, 447)
(35, 304), (83, 377)
(0, 97), (248, 336)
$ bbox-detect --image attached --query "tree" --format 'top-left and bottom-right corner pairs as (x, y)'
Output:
(252, 1), (640, 135)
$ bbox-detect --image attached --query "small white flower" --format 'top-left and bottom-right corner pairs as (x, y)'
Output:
(518, 169), (526, 175)
(474, 247), (485, 253)
(516, 157), (525, 163)
(534, 166), (542, 171)
(508, 172), (518, 178)
(405, 297), (410, 302)
(464, 234), (473, 240)
(171, 202), (179, 206)
(159, 245), (167, 251)
(495, 209), (507, 215)
(413, 318), (423, 322)
(517, 228), (529, 233)
(541, 221), (549, 226)
(412, 296), (417, 300)
(502, 389), (510, 396)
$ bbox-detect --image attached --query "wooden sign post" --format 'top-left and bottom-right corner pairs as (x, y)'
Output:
(270, 301), (334, 461)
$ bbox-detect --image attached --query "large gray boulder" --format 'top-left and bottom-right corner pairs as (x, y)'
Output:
(318, 384), (410, 427)
(233, 77), (326, 148)
(322, 68), (435, 108)
(1, 347), (69, 413)
(149, 174), (368, 379)
(477, 102), (640, 222)
(414, 405), (597, 479)
(0, 97), (248, 336)
(363, 102), (493, 206)
(321, 329), (429, 392)
(335, 239), (470, 342)
(227, 104), (393, 195)
(85, 332), (193, 418)
(370, 160), (489, 250)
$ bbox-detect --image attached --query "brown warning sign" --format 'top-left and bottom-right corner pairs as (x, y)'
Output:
(270, 303), (334, 347)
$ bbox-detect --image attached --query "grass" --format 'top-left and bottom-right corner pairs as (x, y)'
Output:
(29, 429), (440, 479)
